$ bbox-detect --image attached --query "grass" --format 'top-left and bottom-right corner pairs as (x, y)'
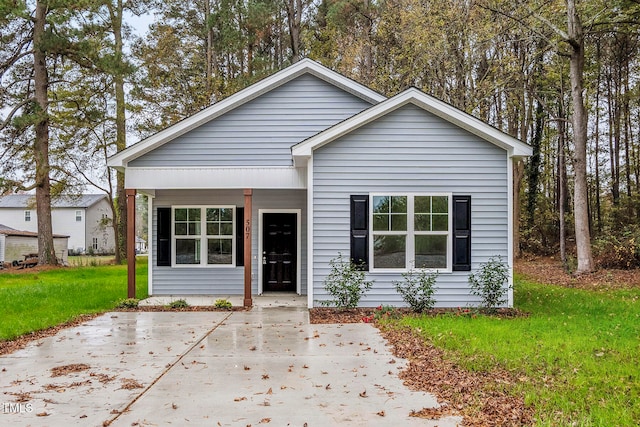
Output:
(0, 259), (148, 341)
(401, 275), (640, 426)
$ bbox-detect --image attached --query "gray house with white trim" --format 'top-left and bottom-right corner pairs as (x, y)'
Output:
(108, 59), (531, 308)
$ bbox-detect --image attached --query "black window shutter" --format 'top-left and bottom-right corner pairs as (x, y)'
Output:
(350, 195), (369, 271)
(452, 195), (471, 271)
(157, 207), (171, 266)
(236, 207), (244, 266)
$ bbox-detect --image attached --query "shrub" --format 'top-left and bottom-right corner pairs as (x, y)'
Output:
(319, 253), (373, 309)
(214, 299), (233, 309)
(116, 298), (139, 309)
(393, 268), (438, 312)
(468, 255), (510, 311)
(593, 226), (640, 269)
(168, 299), (189, 309)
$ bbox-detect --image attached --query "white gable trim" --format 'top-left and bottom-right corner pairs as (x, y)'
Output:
(292, 88), (532, 165)
(108, 59), (386, 170)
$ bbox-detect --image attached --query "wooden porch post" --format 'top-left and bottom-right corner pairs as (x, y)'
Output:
(126, 189), (136, 299)
(243, 189), (253, 307)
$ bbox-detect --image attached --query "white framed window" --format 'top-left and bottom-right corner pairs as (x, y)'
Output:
(75, 210), (82, 222)
(24, 211), (31, 222)
(92, 237), (98, 250)
(370, 193), (451, 271)
(172, 206), (235, 267)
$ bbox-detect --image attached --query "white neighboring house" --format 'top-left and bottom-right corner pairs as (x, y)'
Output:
(0, 194), (115, 254)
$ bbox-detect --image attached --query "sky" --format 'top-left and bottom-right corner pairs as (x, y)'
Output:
(124, 10), (155, 37)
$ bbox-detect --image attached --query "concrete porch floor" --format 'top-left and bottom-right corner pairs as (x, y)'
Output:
(139, 293), (308, 308)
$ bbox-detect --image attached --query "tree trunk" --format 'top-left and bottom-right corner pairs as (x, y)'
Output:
(33, 0), (57, 266)
(527, 99), (544, 227)
(112, 0), (127, 263)
(566, 0), (593, 273)
(513, 160), (525, 259)
(286, 0), (302, 62)
(594, 42), (602, 232)
(558, 101), (567, 267)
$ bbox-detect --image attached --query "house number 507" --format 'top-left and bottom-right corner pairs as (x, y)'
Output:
(245, 220), (251, 239)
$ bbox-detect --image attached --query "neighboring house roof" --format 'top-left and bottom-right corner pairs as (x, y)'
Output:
(0, 194), (107, 209)
(292, 87), (532, 165)
(0, 224), (68, 238)
(107, 58), (387, 170)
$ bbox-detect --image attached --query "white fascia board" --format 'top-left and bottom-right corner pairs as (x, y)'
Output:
(124, 167), (307, 190)
(107, 59), (385, 168)
(292, 88), (532, 160)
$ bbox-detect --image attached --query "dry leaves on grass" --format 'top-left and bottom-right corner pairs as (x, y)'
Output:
(381, 324), (533, 427)
(515, 255), (640, 290)
(310, 309), (532, 426)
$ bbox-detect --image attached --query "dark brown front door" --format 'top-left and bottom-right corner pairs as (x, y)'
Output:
(263, 213), (296, 292)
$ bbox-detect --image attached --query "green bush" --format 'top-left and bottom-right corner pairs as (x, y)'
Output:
(468, 255), (510, 311)
(214, 299), (233, 309)
(168, 299), (189, 309)
(393, 268), (438, 312)
(116, 298), (139, 309)
(319, 253), (373, 309)
(592, 226), (640, 269)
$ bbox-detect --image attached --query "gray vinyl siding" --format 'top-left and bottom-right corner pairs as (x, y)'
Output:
(130, 74), (373, 167)
(312, 104), (509, 308)
(150, 189), (307, 296)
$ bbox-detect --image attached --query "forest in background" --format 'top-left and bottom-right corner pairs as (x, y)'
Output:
(1, 0), (640, 269)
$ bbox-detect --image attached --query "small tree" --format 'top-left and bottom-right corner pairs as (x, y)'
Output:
(320, 253), (373, 309)
(393, 268), (438, 313)
(468, 255), (510, 311)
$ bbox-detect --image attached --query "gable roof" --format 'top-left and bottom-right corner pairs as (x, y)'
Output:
(108, 59), (386, 170)
(292, 87), (531, 165)
(0, 224), (68, 238)
(0, 194), (107, 209)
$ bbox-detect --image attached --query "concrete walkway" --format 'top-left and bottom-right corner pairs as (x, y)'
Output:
(0, 308), (462, 426)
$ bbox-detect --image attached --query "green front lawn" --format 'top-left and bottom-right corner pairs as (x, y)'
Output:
(0, 260), (148, 341)
(402, 275), (640, 426)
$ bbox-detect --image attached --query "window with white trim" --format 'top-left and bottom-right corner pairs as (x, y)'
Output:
(92, 237), (98, 250)
(75, 210), (82, 222)
(25, 211), (31, 222)
(173, 206), (235, 266)
(371, 194), (451, 271)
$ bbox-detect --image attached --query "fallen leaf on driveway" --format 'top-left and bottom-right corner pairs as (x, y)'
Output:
(51, 364), (90, 377)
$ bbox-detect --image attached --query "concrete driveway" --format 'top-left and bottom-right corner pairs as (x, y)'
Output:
(0, 308), (462, 426)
